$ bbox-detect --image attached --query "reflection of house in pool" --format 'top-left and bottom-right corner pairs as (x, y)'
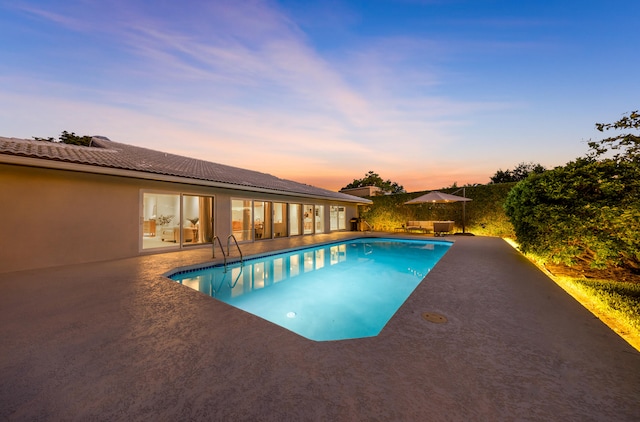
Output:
(0, 136), (371, 273)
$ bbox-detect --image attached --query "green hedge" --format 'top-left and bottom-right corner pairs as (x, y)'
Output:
(504, 158), (640, 271)
(359, 183), (516, 237)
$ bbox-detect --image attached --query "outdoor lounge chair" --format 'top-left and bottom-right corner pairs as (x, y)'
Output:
(432, 221), (454, 236)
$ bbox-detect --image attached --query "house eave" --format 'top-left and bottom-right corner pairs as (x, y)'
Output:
(0, 154), (372, 204)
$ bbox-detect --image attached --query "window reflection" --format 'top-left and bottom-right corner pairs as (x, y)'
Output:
(304, 251), (314, 272)
(315, 249), (325, 270)
(176, 243), (361, 300)
(330, 244), (346, 265)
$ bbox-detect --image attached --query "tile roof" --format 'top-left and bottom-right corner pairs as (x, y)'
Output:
(0, 136), (370, 203)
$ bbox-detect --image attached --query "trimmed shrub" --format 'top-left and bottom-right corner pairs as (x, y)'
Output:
(359, 184), (516, 237)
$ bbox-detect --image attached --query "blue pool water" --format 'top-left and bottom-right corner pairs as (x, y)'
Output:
(169, 238), (451, 341)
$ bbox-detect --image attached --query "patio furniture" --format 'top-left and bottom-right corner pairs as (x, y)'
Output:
(433, 221), (454, 236)
(405, 221), (434, 233)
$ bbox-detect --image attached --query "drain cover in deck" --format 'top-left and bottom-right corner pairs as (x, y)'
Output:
(422, 312), (447, 324)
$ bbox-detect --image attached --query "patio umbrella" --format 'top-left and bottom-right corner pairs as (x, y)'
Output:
(404, 190), (472, 233)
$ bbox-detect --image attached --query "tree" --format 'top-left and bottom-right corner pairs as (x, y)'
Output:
(342, 170), (405, 194)
(33, 131), (93, 147)
(504, 111), (640, 272)
(490, 162), (546, 184)
(589, 110), (640, 162)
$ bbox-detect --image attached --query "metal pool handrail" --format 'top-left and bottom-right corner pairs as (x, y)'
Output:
(212, 235), (244, 271)
(212, 235), (226, 264)
(227, 234), (243, 265)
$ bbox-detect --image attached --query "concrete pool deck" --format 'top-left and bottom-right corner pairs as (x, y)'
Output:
(1, 234), (639, 421)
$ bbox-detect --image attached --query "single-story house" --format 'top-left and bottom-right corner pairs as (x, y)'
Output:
(0, 136), (371, 273)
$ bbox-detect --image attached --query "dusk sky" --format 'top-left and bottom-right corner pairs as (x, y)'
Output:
(1, 0), (638, 192)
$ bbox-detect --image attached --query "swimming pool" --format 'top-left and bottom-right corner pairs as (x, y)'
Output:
(169, 238), (451, 341)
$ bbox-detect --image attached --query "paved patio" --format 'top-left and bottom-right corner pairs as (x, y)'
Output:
(1, 234), (639, 421)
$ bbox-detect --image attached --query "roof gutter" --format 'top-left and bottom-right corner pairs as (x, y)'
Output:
(1, 154), (372, 204)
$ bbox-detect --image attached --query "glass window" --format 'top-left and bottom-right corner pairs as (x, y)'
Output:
(232, 199), (252, 242)
(289, 204), (301, 236)
(273, 202), (287, 238)
(303, 204), (314, 234)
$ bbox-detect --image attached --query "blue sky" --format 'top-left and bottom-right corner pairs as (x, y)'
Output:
(1, 0), (638, 191)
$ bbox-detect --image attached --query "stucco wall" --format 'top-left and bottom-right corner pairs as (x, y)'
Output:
(1, 165), (141, 273)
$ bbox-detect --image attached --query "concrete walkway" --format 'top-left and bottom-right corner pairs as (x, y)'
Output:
(1, 234), (639, 421)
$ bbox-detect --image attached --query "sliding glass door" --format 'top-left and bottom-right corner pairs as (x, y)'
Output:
(289, 204), (301, 236)
(182, 195), (213, 244)
(253, 201), (272, 240)
(337, 206), (346, 230)
(232, 199), (252, 242)
(303, 204), (314, 234)
(142, 192), (213, 250)
(315, 205), (324, 233)
(273, 202), (287, 238)
(142, 193), (180, 250)
(330, 205), (346, 231)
